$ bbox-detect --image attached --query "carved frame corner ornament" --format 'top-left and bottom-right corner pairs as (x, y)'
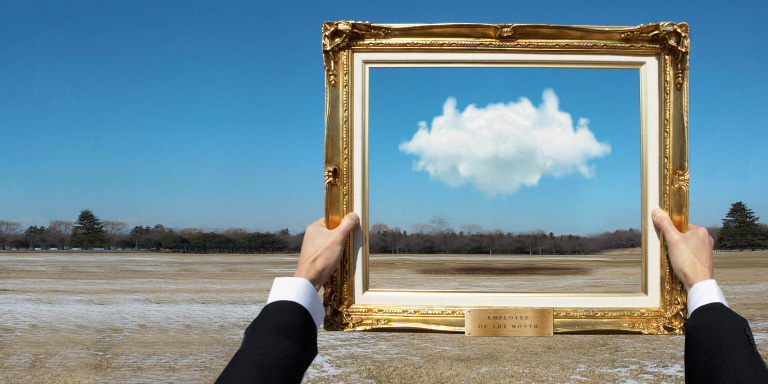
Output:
(649, 22), (690, 91)
(322, 21), (391, 87)
(323, 22), (689, 335)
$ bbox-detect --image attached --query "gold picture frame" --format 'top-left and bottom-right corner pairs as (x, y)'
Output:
(322, 22), (689, 334)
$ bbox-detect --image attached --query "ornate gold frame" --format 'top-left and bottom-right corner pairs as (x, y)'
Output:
(323, 22), (689, 334)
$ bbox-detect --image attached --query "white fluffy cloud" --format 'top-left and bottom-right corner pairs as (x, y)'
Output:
(399, 89), (611, 196)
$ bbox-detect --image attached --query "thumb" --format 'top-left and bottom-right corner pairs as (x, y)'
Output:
(652, 208), (681, 240)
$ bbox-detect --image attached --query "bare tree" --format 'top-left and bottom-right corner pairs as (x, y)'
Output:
(389, 226), (402, 254)
(48, 220), (75, 249)
(411, 223), (435, 235)
(488, 229), (504, 255)
(429, 214), (450, 233)
(103, 221), (128, 250)
(369, 223), (390, 253)
(529, 229), (547, 255)
(224, 228), (248, 238)
(429, 215), (454, 253)
(0, 220), (22, 249)
(370, 223), (390, 234)
(707, 226), (721, 247)
(459, 224), (484, 236)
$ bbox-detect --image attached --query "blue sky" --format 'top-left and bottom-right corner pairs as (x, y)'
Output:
(1, 0), (766, 234)
(369, 68), (639, 235)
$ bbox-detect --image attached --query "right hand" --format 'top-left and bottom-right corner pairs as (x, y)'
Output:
(651, 208), (714, 291)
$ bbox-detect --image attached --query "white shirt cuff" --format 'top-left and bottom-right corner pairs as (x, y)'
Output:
(687, 279), (728, 316)
(266, 277), (325, 328)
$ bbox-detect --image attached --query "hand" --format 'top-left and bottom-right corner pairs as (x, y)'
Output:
(294, 213), (360, 291)
(651, 208), (714, 291)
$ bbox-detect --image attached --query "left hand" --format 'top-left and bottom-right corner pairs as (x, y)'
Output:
(294, 213), (359, 291)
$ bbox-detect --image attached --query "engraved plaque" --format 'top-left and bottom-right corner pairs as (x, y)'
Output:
(465, 308), (553, 337)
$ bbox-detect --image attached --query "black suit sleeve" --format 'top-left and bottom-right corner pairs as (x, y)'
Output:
(215, 300), (318, 384)
(685, 302), (768, 384)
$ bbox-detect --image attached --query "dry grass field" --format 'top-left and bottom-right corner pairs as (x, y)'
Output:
(369, 248), (642, 292)
(1, 251), (766, 383)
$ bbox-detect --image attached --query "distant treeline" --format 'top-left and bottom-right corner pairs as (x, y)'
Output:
(369, 223), (640, 255)
(0, 223), (303, 253)
(0, 210), (302, 254)
(0, 212), (640, 255)
(2, 202), (766, 254)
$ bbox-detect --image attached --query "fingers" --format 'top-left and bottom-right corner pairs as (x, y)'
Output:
(325, 213), (359, 250)
(651, 208), (715, 291)
(310, 213), (359, 234)
(294, 213), (360, 291)
(305, 213), (359, 246)
(334, 213), (359, 237)
(651, 208), (681, 240)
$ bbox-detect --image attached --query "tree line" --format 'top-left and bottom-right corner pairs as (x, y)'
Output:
(0, 210), (302, 253)
(373, 201), (768, 254)
(370, 223), (640, 255)
(1, 202), (765, 254)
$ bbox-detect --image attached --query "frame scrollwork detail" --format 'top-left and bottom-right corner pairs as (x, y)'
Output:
(649, 22), (690, 90)
(322, 21), (390, 87)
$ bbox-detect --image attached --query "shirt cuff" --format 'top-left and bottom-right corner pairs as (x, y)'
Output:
(266, 277), (325, 328)
(687, 279), (728, 316)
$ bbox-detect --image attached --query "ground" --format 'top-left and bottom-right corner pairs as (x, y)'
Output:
(1, 251), (766, 383)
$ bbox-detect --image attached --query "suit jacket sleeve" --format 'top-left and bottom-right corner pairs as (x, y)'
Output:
(215, 300), (318, 384)
(685, 302), (768, 384)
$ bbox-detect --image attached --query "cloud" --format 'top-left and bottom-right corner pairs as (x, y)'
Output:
(399, 89), (611, 196)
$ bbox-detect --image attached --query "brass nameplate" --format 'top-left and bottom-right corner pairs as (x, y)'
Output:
(465, 308), (553, 337)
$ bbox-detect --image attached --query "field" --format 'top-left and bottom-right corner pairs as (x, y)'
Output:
(1, 251), (767, 383)
(369, 248), (642, 292)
